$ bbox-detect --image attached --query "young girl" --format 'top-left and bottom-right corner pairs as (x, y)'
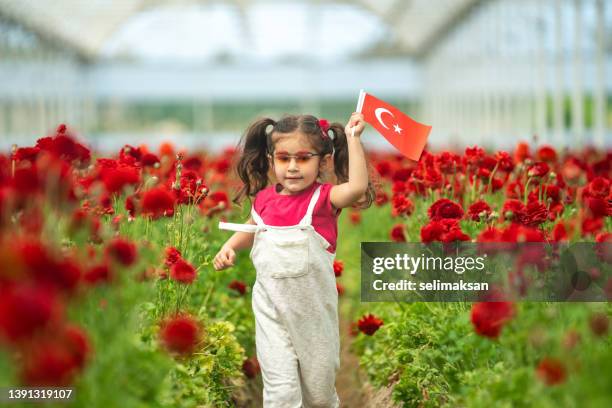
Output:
(213, 113), (375, 408)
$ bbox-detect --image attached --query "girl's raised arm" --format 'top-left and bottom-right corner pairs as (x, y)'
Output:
(330, 112), (369, 209)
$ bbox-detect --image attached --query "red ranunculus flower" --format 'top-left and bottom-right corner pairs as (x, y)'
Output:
(0, 284), (61, 344)
(520, 200), (548, 227)
(357, 314), (384, 335)
(105, 238), (137, 266)
(514, 142), (530, 163)
(333, 260), (344, 277)
(390, 224), (406, 242)
(536, 145), (557, 163)
(428, 198), (464, 221)
(375, 191), (389, 206)
(100, 166), (140, 194)
(391, 193), (414, 217)
(170, 259), (197, 284)
(228, 280), (247, 295)
(470, 301), (515, 339)
(467, 200), (492, 221)
(242, 356), (260, 378)
(494, 151), (514, 172)
(536, 358), (567, 386)
(527, 162), (550, 178)
(375, 161), (392, 178)
(551, 222), (569, 242)
(141, 153), (160, 167)
(83, 264), (112, 285)
(349, 210), (361, 225)
(20, 337), (81, 386)
(336, 282), (345, 296)
(164, 246), (182, 267)
(159, 314), (201, 355)
(141, 186), (175, 218)
(501, 199), (525, 222)
(586, 176), (610, 199)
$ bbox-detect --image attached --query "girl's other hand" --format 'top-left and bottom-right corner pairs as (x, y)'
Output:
(345, 112), (365, 138)
(213, 245), (236, 270)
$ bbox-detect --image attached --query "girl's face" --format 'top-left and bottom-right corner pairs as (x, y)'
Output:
(269, 132), (330, 195)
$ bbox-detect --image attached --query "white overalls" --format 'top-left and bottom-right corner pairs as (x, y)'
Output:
(220, 186), (340, 408)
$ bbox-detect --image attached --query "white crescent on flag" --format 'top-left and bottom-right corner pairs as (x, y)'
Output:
(374, 107), (394, 130)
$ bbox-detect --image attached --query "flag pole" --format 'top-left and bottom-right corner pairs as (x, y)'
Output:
(352, 89), (365, 137)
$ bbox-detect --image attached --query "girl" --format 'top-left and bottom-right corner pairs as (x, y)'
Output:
(213, 113), (375, 408)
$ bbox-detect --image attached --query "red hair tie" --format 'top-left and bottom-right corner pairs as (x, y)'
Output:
(318, 119), (330, 140)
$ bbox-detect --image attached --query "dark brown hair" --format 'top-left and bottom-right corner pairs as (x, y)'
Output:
(233, 114), (375, 209)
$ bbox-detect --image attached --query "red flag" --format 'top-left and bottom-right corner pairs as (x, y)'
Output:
(357, 90), (431, 161)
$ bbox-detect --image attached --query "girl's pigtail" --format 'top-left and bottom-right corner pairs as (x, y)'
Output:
(234, 117), (275, 204)
(329, 123), (376, 209)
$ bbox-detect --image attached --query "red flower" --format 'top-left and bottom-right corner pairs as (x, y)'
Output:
(336, 282), (345, 296)
(105, 238), (137, 266)
(428, 198), (464, 221)
(20, 338), (78, 386)
(12, 166), (42, 195)
(536, 145), (557, 163)
(470, 302), (515, 339)
(581, 217), (603, 237)
(12, 147), (40, 163)
(228, 280), (247, 295)
(18, 241), (81, 292)
(514, 142), (530, 163)
(357, 313), (384, 335)
(375, 191), (389, 206)
(164, 246), (182, 267)
(494, 151), (514, 172)
(141, 153), (160, 167)
(464, 146), (485, 167)
(390, 224), (406, 242)
(83, 264), (112, 285)
(333, 260), (344, 277)
(586, 197), (610, 218)
(585, 176), (610, 199)
(0, 284), (61, 344)
(551, 222), (569, 242)
(467, 200), (492, 221)
(536, 358), (567, 386)
(349, 210), (361, 225)
(527, 162), (550, 178)
(242, 356), (260, 378)
(375, 161), (392, 178)
(391, 193), (414, 217)
(141, 187), (175, 218)
(170, 259), (197, 284)
(36, 131), (91, 166)
(101, 166), (140, 194)
(62, 324), (92, 370)
(520, 201), (548, 227)
(501, 199), (525, 222)
(437, 151), (462, 174)
(159, 314), (201, 355)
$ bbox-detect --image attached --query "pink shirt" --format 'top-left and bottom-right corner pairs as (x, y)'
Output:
(253, 182), (340, 253)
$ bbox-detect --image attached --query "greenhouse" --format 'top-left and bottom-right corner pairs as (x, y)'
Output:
(0, 1), (610, 407)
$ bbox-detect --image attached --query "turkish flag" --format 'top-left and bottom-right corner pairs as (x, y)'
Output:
(357, 90), (431, 161)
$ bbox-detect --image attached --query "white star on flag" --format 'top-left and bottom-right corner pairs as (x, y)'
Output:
(393, 124), (402, 134)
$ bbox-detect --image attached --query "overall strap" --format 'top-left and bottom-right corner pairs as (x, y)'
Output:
(218, 222), (258, 233)
(298, 185), (322, 227)
(250, 206), (266, 226)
